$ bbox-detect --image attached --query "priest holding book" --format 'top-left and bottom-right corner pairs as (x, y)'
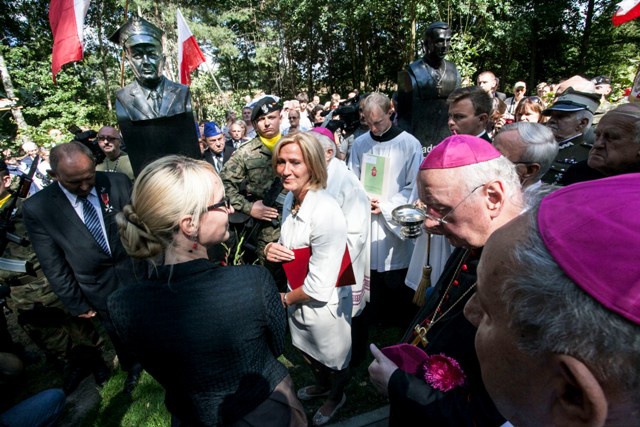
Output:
(265, 132), (352, 426)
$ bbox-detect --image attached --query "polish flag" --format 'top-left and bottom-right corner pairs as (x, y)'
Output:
(613, 0), (640, 26)
(177, 9), (206, 86)
(49, 0), (91, 83)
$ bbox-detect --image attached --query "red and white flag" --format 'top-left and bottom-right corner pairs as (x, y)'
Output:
(612, 0), (640, 26)
(49, 0), (90, 83)
(177, 9), (206, 86)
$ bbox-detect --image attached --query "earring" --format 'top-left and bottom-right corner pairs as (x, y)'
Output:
(188, 234), (198, 252)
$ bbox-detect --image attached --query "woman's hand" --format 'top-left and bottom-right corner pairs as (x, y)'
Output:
(264, 242), (295, 263)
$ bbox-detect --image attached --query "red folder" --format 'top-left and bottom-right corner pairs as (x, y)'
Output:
(282, 245), (355, 290)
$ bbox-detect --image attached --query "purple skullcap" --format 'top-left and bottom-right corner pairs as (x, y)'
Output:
(203, 121), (222, 138)
(420, 134), (501, 170)
(538, 173), (640, 325)
(311, 127), (334, 142)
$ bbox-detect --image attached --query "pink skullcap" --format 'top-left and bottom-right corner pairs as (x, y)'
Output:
(311, 127), (335, 142)
(538, 173), (640, 325)
(419, 134), (501, 170)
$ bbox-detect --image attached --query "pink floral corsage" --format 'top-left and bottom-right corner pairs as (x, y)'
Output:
(420, 353), (466, 392)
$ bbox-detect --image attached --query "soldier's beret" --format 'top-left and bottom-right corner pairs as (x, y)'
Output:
(250, 97), (282, 122)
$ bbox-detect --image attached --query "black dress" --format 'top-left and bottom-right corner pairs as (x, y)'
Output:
(108, 260), (288, 426)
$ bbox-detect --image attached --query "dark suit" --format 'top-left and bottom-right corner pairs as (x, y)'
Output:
(202, 141), (235, 173)
(115, 77), (192, 122)
(23, 172), (140, 368)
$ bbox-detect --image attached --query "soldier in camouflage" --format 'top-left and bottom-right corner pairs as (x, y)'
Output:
(0, 160), (101, 366)
(221, 97), (287, 284)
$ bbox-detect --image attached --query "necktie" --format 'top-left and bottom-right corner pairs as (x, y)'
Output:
(215, 156), (223, 173)
(150, 90), (161, 114)
(79, 196), (110, 255)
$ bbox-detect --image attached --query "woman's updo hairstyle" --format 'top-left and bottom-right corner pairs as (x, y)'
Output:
(117, 155), (218, 261)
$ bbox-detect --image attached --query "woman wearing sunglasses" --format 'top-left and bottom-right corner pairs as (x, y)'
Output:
(108, 155), (306, 427)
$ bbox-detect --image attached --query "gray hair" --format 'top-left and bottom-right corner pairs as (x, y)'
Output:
(456, 155), (522, 201)
(501, 122), (558, 182)
(502, 186), (640, 402)
(574, 109), (594, 129)
(314, 133), (336, 160)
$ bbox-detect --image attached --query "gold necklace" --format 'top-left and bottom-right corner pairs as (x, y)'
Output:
(411, 249), (472, 347)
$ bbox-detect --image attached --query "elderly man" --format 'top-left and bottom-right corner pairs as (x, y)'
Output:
(369, 134), (522, 426)
(562, 103), (640, 185)
(493, 122), (558, 188)
(465, 174), (640, 426)
(95, 126), (134, 180)
(221, 97), (285, 276)
(23, 142), (142, 395)
(348, 92), (423, 327)
(201, 122), (234, 173)
(447, 86), (493, 142)
(541, 87), (601, 184)
(504, 81), (526, 116)
(477, 71), (506, 100)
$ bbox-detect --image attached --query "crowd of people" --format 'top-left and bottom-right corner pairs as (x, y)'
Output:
(0, 47), (639, 427)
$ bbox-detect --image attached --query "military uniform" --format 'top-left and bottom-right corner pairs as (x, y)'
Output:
(0, 196), (100, 362)
(541, 133), (592, 185)
(220, 137), (282, 260)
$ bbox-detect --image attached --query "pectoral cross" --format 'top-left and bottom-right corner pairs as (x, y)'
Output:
(410, 324), (429, 346)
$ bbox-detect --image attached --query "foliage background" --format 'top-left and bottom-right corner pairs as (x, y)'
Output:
(0, 0), (638, 151)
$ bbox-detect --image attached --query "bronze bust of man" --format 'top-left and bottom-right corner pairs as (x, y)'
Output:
(109, 16), (192, 122)
(397, 22), (460, 153)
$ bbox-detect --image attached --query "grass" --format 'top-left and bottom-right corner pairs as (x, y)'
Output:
(81, 324), (402, 426)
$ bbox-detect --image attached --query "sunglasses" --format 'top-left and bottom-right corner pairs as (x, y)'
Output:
(207, 197), (231, 211)
(97, 135), (120, 142)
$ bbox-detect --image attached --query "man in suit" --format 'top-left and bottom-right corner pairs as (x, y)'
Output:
(202, 121), (234, 173)
(477, 71), (506, 101)
(447, 86), (493, 142)
(109, 16), (191, 123)
(23, 142), (142, 395)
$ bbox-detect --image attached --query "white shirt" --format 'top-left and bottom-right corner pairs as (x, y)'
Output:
(348, 129), (423, 271)
(58, 184), (111, 253)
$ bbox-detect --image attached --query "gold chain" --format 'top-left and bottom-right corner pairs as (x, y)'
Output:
(411, 249), (472, 346)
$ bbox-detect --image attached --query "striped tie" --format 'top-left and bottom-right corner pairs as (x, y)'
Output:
(79, 196), (110, 255)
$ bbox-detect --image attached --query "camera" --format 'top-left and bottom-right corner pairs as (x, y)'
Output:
(68, 125), (105, 164)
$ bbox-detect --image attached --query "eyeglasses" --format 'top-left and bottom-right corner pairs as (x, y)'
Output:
(207, 197), (230, 211)
(423, 184), (485, 225)
(97, 135), (120, 142)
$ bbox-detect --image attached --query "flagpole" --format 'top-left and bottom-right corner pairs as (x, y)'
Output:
(119, 0), (130, 88)
(202, 60), (231, 111)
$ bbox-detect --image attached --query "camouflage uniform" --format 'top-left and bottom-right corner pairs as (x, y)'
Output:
(220, 137), (282, 261)
(0, 197), (101, 362)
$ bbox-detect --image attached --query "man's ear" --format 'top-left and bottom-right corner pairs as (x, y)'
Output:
(520, 163), (541, 182)
(478, 112), (489, 125)
(550, 354), (608, 427)
(577, 117), (590, 133)
(483, 179), (506, 216)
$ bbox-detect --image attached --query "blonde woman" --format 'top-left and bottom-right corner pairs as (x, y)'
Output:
(108, 156), (306, 427)
(265, 133), (352, 426)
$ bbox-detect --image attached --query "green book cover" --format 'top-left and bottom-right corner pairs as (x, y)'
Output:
(361, 153), (389, 198)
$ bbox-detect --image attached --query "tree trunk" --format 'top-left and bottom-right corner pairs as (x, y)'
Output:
(95, 1), (113, 112)
(0, 48), (29, 133)
(579, 0), (596, 71)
